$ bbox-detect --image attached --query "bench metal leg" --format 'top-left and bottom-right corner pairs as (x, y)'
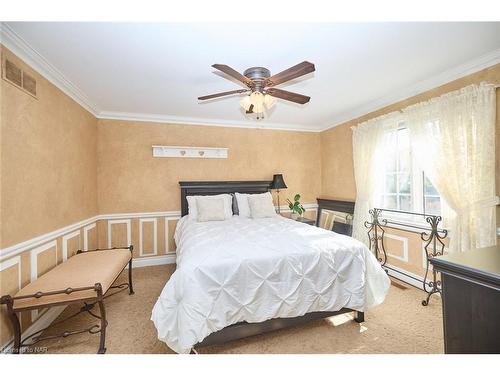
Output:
(128, 246), (135, 295)
(0, 296), (21, 354)
(354, 311), (364, 323)
(95, 284), (107, 354)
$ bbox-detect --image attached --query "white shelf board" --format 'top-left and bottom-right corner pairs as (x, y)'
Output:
(152, 145), (228, 159)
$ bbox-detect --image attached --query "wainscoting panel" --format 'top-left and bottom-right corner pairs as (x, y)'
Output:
(0, 256), (21, 347)
(165, 218), (179, 253)
(139, 218), (158, 256)
(107, 220), (131, 248)
(382, 226), (451, 288)
(30, 241), (57, 322)
(62, 230), (80, 261)
(83, 223), (97, 251)
(385, 233), (409, 263)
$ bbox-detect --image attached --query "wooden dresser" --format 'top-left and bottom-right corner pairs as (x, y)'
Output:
(430, 246), (500, 353)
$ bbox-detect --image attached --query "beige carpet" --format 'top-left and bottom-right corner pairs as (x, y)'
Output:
(30, 264), (443, 354)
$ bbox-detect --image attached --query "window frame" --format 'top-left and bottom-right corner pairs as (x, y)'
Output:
(380, 124), (443, 225)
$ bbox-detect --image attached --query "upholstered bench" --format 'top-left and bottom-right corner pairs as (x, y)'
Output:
(1, 246), (134, 354)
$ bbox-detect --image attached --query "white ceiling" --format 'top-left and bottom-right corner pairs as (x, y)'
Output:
(2, 22), (500, 131)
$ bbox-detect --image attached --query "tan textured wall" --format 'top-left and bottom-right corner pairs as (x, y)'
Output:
(97, 119), (322, 213)
(320, 64), (500, 203)
(0, 45), (99, 248)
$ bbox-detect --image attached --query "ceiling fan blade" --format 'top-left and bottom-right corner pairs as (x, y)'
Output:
(212, 64), (254, 87)
(198, 89), (249, 100)
(246, 104), (254, 114)
(266, 88), (310, 104)
(265, 61), (315, 87)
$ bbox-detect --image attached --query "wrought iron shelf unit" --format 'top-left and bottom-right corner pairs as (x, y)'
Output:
(364, 208), (448, 306)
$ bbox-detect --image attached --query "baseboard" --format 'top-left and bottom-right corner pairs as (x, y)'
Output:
(1, 305), (66, 353)
(129, 253), (176, 269)
(384, 264), (424, 290)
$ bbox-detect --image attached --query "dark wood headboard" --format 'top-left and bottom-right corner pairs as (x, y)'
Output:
(179, 181), (272, 216)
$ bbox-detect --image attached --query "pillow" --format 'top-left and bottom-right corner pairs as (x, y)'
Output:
(197, 198), (226, 222)
(248, 192), (277, 218)
(235, 192), (251, 218)
(186, 194), (232, 220)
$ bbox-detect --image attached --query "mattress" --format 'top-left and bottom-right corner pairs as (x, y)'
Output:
(151, 215), (390, 353)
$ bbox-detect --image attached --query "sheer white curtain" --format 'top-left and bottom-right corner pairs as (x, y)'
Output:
(405, 83), (497, 252)
(351, 113), (400, 246)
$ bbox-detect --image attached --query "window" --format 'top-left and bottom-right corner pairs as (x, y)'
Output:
(423, 173), (441, 216)
(382, 127), (412, 212)
(381, 126), (442, 217)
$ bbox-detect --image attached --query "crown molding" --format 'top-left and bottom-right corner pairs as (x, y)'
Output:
(0, 22), (100, 116)
(3, 21), (498, 133)
(320, 47), (500, 131)
(0, 22), (320, 132)
(97, 111), (322, 132)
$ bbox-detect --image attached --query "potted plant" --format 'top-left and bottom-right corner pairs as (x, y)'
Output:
(286, 194), (305, 220)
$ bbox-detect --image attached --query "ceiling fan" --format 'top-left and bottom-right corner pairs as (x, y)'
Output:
(198, 61), (315, 119)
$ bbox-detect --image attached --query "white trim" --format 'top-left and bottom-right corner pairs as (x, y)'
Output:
(384, 233), (409, 263)
(30, 240), (57, 321)
(128, 253), (176, 269)
(61, 230), (80, 261)
(0, 255), (21, 279)
(107, 219), (131, 248)
(0, 23), (99, 116)
(0, 255), (22, 295)
(98, 111), (321, 132)
(0, 215), (98, 261)
(139, 218), (158, 256)
(1, 305), (66, 353)
(322, 47), (500, 131)
(164, 217), (180, 254)
(99, 210), (181, 220)
(83, 223), (96, 251)
(384, 264), (425, 290)
(30, 240), (58, 282)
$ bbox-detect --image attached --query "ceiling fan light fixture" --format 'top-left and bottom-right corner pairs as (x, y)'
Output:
(264, 94), (277, 109)
(249, 91), (264, 106)
(248, 92), (262, 114)
(201, 61), (315, 119)
(239, 95), (252, 111)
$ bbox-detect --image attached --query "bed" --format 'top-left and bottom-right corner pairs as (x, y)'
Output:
(151, 181), (390, 354)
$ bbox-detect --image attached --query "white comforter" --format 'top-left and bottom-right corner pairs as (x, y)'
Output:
(151, 216), (390, 353)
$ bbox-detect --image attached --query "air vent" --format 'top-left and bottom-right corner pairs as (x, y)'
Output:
(2, 58), (37, 98)
(5, 59), (22, 87)
(22, 71), (37, 96)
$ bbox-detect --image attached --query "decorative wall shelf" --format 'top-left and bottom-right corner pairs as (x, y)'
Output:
(152, 145), (228, 159)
